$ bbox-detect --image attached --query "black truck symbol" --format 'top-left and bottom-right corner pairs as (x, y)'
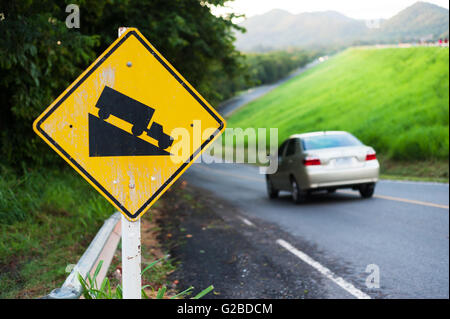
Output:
(95, 86), (173, 150)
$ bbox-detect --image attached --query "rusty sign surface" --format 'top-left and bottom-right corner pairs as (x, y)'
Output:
(33, 28), (226, 221)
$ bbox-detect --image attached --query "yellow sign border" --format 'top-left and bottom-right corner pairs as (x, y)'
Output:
(33, 28), (226, 221)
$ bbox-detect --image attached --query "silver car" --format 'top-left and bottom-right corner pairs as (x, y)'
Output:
(266, 131), (379, 203)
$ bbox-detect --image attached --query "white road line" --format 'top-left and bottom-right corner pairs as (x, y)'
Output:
(276, 239), (371, 299)
(239, 216), (255, 227)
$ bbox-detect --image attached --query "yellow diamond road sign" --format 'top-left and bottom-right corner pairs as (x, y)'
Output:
(33, 28), (226, 221)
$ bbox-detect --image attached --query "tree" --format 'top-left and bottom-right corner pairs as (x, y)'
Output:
(0, 0), (99, 165)
(0, 0), (244, 166)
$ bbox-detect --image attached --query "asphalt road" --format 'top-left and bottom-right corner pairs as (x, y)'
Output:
(179, 58), (448, 298)
(183, 161), (449, 298)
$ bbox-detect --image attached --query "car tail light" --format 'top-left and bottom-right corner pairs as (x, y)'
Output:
(365, 152), (377, 161)
(303, 157), (321, 166)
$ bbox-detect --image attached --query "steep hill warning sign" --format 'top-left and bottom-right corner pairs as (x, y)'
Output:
(33, 28), (226, 221)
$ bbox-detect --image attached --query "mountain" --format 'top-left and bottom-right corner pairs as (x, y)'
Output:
(235, 2), (449, 51)
(374, 2), (449, 42)
(235, 9), (367, 51)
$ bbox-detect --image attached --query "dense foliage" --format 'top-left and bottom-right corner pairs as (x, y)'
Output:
(0, 0), (245, 166)
(244, 50), (314, 86)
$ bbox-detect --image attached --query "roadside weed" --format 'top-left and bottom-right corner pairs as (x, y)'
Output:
(78, 259), (214, 299)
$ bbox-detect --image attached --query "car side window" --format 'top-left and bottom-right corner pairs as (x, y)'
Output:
(285, 139), (299, 157)
(300, 139), (306, 152)
(278, 141), (288, 159)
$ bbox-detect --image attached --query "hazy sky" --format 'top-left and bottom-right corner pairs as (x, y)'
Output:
(212, 0), (450, 21)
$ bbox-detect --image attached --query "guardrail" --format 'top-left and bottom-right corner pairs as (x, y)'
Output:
(42, 212), (122, 299)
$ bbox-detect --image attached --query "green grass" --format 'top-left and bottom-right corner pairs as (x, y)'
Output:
(0, 164), (115, 298)
(378, 155), (448, 182)
(0, 165), (211, 298)
(79, 258), (213, 299)
(228, 47), (449, 161)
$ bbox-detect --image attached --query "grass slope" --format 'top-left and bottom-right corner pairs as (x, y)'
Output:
(0, 165), (115, 298)
(0, 164), (182, 298)
(228, 47), (449, 162)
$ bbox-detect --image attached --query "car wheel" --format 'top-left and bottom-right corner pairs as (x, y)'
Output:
(266, 176), (278, 199)
(359, 183), (375, 198)
(291, 177), (307, 204)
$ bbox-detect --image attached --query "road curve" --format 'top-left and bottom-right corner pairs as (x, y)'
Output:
(218, 59), (320, 117)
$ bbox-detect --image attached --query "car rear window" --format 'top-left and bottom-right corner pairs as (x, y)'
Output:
(301, 134), (362, 151)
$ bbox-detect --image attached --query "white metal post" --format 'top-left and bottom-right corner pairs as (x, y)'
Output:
(118, 26), (142, 299)
(121, 214), (141, 299)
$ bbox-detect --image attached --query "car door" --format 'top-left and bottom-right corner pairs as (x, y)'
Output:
(271, 140), (288, 190)
(293, 138), (308, 188)
(281, 138), (300, 190)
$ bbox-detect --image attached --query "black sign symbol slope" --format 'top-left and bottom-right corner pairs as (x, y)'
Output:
(89, 86), (173, 157)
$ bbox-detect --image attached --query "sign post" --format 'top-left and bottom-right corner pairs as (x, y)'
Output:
(33, 27), (226, 299)
(121, 213), (141, 298)
(118, 27), (141, 299)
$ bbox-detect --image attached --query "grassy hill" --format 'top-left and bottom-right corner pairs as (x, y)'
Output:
(228, 47), (449, 165)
